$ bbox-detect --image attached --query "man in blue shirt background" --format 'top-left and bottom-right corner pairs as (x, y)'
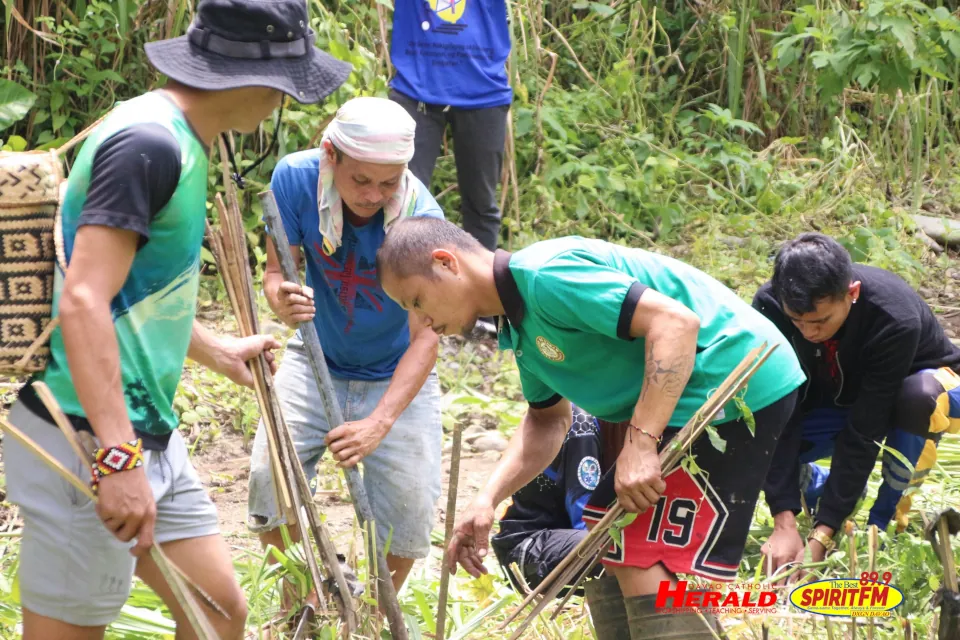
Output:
(247, 98), (444, 594)
(388, 0), (512, 261)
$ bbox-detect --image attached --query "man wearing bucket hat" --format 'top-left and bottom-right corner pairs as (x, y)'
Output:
(2, 1), (350, 638)
(247, 96), (444, 595)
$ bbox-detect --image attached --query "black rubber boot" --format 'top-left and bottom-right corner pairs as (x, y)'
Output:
(624, 594), (722, 639)
(584, 575), (631, 640)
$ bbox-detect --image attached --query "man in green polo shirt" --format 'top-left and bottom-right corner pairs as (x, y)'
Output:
(376, 217), (805, 638)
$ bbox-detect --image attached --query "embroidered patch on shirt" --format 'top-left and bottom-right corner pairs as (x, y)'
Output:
(536, 336), (565, 362)
(578, 456), (601, 490)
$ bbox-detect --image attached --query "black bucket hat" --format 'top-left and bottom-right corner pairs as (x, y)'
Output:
(144, 0), (352, 104)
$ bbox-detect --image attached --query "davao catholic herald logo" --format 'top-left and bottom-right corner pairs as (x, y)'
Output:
(656, 580), (778, 615)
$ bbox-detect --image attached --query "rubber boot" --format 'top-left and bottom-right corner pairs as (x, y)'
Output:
(624, 594), (723, 639)
(584, 575), (631, 640)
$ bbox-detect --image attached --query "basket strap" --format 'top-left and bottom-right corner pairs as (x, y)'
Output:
(56, 114), (106, 158)
(13, 317), (60, 371)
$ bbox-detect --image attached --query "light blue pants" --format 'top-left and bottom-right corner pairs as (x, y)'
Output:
(247, 338), (443, 559)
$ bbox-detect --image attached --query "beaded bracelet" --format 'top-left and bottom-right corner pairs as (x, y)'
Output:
(628, 424), (662, 444)
(90, 438), (144, 492)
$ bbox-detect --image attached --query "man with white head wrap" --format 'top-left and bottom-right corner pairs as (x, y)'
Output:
(247, 97), (444, 592)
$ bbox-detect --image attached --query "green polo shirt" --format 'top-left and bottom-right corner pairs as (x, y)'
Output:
(495, 237), (805, 425)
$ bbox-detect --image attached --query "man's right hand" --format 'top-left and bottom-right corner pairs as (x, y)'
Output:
(275, 281), (315, 328)
(95, 466), (157, 557)
(446, 497), (496, 577)
(761, 515), (805, 581)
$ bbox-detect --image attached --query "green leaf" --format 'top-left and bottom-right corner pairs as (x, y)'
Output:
(589, 2), (615, 17)
(705, 425), (727, 453)
(943, 33), (960, 58)
(609, 527), (623, 549)
(52, 112), (67, 132)
(180, 411), (200, 425)
(882, 16), (916, 58)
(0, 80), (37, 132)
(50, 91), (64, 113)
(614, 513), (638, 529)
(733, 393), (756, 437)
(5, 135), (27, 152)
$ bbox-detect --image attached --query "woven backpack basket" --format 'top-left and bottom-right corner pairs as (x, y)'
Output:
(0, 118), (103, 375)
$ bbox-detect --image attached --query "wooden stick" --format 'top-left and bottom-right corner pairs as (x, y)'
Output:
(0, 417), (220, 639)
(868, 525), (877, 640)
(938, 517), (958, 592)
(849, 526), (858, 640)
(259, 189), (408, 640)
(210, 153), (358, 633)
(436, 421), (464, 639)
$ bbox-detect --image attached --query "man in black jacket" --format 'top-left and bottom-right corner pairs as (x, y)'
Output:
(753, 232), (960, 575)
(491, 404), (603, 593)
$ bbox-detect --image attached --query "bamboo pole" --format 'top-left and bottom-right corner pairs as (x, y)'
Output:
(436, 421), (464, 639)
(209, 155), (358, 634)
(258, 188), (408, 640)
(868, 525), (878, 640)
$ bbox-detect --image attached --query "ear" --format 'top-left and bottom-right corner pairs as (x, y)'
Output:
(849, 280), (862, 303)
(323, 141), (337, 163)
(431, 248), (460, 275)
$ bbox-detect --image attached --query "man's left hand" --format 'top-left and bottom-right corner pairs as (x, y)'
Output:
(614, 432), (666, 513)
(326, 417), (391, 467)
(215, 335), (281, 388)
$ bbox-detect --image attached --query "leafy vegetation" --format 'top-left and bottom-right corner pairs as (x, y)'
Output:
(2, 0), (960, 637)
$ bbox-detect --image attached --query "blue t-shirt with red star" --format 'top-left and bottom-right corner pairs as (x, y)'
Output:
(269, 149), (444, 380)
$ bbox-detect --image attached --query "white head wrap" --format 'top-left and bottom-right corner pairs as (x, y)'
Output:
(317, 97), (418, 255)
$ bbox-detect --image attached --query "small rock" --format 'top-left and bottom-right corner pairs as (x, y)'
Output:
(462, 424), (489, 443)
(920, 287), (935, 298)
(946, 329), (957, 339)
(481, 450), (503, 461)
(471, 433), (508, 453)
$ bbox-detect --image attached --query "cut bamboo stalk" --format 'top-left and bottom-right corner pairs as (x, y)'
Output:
(849, 526), (858, 640)
(210, 145), (358, 634)
(937, 517), (958, 592)
(868, 525), (877, 640)
(502, 343), (776, 638)
(259, 188), (408, 640)
(436, 421), (464, 639)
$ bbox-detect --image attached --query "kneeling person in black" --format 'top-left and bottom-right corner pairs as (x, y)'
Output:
(754, 232), (960, 576)
(492, 404), (603, 593)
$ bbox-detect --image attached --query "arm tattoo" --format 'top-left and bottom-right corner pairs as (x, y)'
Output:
(641, 350), (694, 401)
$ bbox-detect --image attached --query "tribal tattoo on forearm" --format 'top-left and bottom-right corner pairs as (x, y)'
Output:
(640, 348), (694, 401)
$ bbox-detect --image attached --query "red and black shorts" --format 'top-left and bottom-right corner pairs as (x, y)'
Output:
(583, 390), (797, 581)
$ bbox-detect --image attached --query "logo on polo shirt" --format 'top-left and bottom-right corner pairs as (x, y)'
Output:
(536, 336), (565, 362)
(578, 456), (600, 490)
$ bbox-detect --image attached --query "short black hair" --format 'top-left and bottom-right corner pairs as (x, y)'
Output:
(376, 217), (485, 281)
(771, 232), (853, 314)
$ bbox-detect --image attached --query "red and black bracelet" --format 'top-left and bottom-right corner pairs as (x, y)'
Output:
(90, 438), (145, 492)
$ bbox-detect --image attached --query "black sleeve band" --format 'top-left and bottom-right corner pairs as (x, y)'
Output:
(617, 281), (649, 340)
(529, 393), (563, 410)
(78, 123), (182, 246)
